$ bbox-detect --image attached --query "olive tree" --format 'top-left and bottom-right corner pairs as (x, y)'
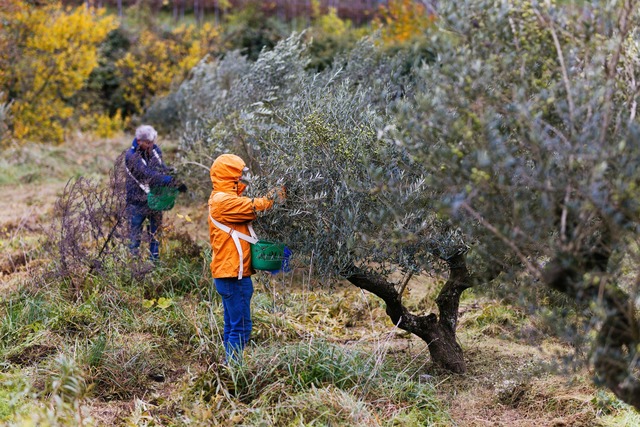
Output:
(178, 34), (476, 373)
(252, 80), (474, 374)
(392, 0), (640, 409)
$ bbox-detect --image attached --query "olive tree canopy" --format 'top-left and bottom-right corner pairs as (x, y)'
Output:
(392, 0), (640, 409)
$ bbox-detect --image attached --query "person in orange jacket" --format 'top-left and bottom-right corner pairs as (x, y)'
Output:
(208, 153), (284, 362)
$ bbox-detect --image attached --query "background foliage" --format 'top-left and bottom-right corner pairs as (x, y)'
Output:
(0, 1), (117, 143)
(0, 0), (392, 144)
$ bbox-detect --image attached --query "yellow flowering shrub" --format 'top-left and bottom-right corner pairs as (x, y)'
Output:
(0, 1), (117, 143)
(375, 0), (436, 45)
(77, 103), (127, 138)
(315, 7), (350, 38)
(93, 111), (126, 138)
(115, 22), (219, 117)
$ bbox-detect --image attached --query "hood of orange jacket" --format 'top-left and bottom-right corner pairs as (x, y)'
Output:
(210, 153), (247, 196)
(208, 154), (273, 278)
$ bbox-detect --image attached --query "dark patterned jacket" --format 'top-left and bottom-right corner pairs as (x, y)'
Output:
(124, 138), (174, 207)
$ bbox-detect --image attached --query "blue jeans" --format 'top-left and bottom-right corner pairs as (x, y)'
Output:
(214, 277), (254, 361)
(128, 205), (162, 261)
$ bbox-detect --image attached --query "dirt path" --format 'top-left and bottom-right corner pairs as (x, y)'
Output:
(0, 181), (63, 227)
(0, 136), (131, 291)
(0, 181), (65, 292)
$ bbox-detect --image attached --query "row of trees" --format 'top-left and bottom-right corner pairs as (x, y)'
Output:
(0, 0), (428, 144)
(165, 0), (639, 411)
(64, 0), (388, 24)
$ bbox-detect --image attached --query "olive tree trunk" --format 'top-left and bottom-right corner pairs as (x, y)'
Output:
(346, 253), (472, 373)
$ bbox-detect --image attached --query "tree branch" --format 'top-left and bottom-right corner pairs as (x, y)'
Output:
(459, 200), (542, 280)
(435, 253), (472, 333)
(533, 7), (575, 130)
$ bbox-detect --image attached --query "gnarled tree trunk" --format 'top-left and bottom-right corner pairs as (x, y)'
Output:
(346, 253), (472, 373)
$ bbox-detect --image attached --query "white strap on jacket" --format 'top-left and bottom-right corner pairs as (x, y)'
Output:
(130, 142), (163, 165)
(125, 147), (163, 194)
(152, 148), (163, 164)
(125, 165), (150, 194)
(210, 215), (258, 279)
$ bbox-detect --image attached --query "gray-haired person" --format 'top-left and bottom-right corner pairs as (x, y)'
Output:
(124, 125), (186, 261)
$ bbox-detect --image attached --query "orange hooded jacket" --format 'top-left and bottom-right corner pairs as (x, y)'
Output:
(208, 154), (274, 278)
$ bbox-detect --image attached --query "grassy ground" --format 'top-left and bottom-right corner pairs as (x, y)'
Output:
(1, 136), (639, 426)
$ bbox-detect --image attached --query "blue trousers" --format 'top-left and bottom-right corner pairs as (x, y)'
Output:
(214, 277), (254, 361)
(128, 205), (162, 260)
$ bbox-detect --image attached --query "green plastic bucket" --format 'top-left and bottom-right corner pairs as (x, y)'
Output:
(251, 240), (285, 271)
(147, 186), (179, 211)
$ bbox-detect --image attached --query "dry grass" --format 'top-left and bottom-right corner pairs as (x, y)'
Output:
(432, 326), (620, 427)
